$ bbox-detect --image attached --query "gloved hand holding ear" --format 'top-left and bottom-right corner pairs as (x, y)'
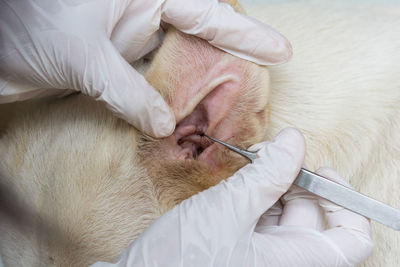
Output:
(92, 128), (373, 267)
(0, 0), (291, 138)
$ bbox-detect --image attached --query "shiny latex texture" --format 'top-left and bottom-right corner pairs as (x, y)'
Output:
(91, 128), (373, 267)
(0, 0), (291, 138)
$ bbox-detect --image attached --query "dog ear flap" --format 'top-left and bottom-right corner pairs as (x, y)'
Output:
(145, 28), (247, 124)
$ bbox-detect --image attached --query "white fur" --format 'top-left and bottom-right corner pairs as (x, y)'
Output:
(0, 1), (399, 266)
(245, 1), (400, 266)
(0, 98), (162, 266)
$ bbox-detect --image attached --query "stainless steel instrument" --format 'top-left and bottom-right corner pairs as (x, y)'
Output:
(202, 133), (400, 231)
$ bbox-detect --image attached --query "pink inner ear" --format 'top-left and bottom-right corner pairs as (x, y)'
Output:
(172, 58), (244, 124)
(169, 58), (246, 163)
(202, 76), (241, 133)
(166, 31), (245, 124)
(173, 59), (244, 136)
(160, 31), (250, 163)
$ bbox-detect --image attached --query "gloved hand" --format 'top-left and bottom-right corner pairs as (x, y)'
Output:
(255, 167), (373, 266)
(91, 128), (373, 267)
(0, 0), (291, 138)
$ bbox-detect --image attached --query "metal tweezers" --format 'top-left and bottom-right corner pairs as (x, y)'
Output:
(202, 134), (400, 231)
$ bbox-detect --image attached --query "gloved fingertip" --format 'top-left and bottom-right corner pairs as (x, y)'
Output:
(253, 32), (293, 65)
(148, 110), (176, 138)
(228, 12), (293, 65)
(275, 127), (303, 141)
(274, 128), (306, 156)
(248, 128), (305, 153)
(279, 38), (293, 63)
(135, 96), (176, 138)
(100, 83), (176, 138)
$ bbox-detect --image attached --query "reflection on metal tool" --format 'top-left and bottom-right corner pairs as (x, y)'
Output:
(201, 133), (400, 231)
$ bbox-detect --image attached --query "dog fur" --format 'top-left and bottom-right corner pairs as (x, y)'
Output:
(1, 0), (399, 266)
(244, 1), (400, 266)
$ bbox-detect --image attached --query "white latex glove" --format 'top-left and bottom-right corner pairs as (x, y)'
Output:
(0, 0), (291, 138)
(91, 128), (372, 267)
(256, 167), (373, 266)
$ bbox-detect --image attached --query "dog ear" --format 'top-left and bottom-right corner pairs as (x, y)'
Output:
(145, 28), (251, 124)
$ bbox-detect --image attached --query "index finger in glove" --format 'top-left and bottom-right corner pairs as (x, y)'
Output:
(161, 0), (292, 65)
(79, 40), (175, 137)
(317, 167), (373, 266)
